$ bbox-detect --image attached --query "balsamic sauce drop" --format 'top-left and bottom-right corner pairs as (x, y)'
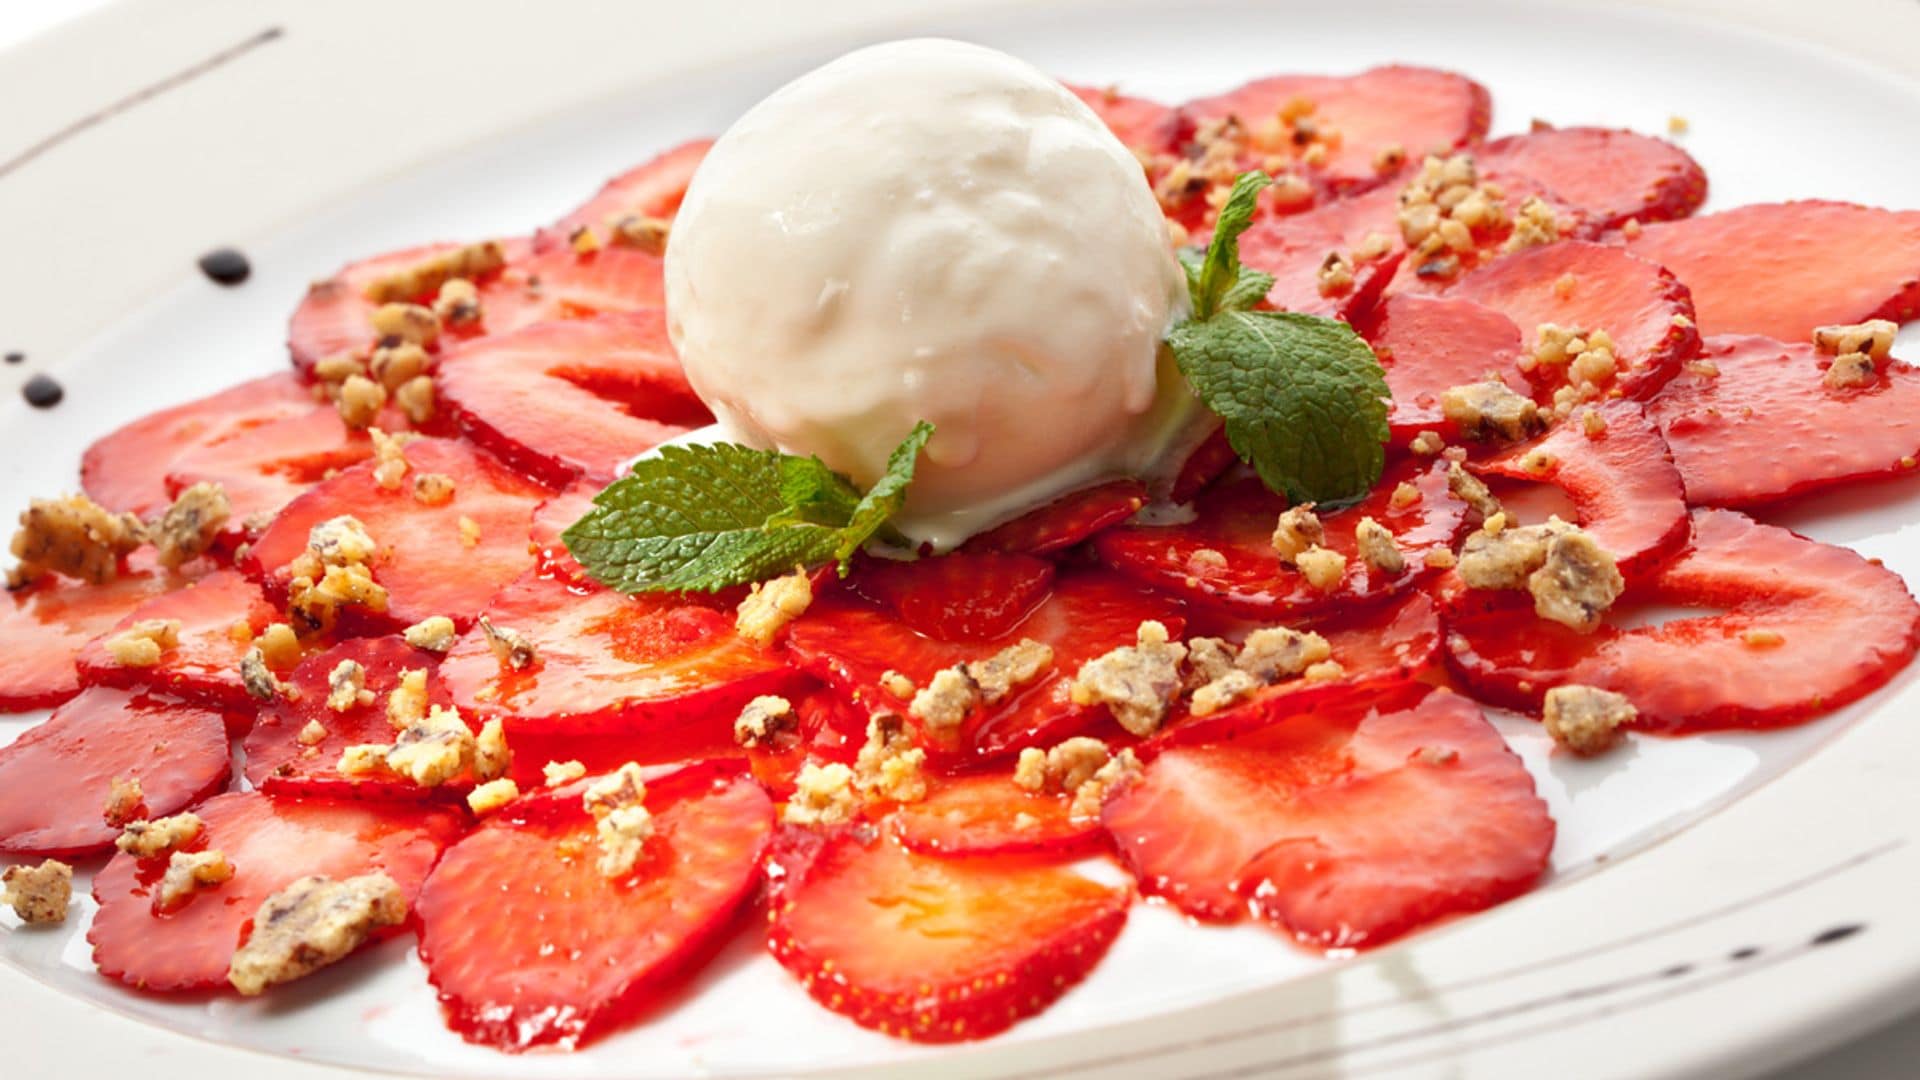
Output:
(197, 247), (251, 286)
(21, 373), (63, 409)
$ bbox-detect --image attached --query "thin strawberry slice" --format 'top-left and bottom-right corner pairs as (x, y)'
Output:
(243, 636), (458, 801)
(1238, 192), (1405, 320)
(165, 402), (407, 530)
(962, 479), (1148, 556)
(1472, 399), (1688, 579)
(0, 553), (208, 712)
(77, 570), (277, 711)
(553, 138), (713, 236)
(1158, 591), (1444, 748)
(1184, 66), (1491, 194)
(1649, 334), (1920, 508)
(853, 552), (1057, 642)
(476, 244), (667, 332)
(1360, 292), (1531, 445)
(1623, 201), (1920, 341)
(741, 686), (867, 798)
(1449, 240), (1700, 401)
(1094, 459), (1467, 620)
(1172, 427), (1239, 502)
(529, 483), (597, 584)
(82, 374), (316, 517)
(0, 688), (232, 857)
(786, 569), (1187, 762)
(89, 791), (463, 991)
(245, 438), (548, 629)
(287, 241), (503, 376)
(437, 311), (710, 488)
(1444, 509), (1920, 731)
(1104, 683), (1552, 944)
(417, 765), (769, 1051)
(439, 572), (801, 738)
(892, 772), (1106, 859)
(1476, 127), (1706, 233)
(1067, 83), (1183, 155)
(765, 826), (1130, 1042)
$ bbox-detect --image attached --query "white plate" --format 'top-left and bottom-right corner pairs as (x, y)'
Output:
(4, 0), (1920, 1076)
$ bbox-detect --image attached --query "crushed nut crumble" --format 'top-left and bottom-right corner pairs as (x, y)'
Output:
(1543, 684), (1634, 755)
(1529, 529), (1625, 632)
(103, 776), (145, 827)
(1270, 504), (1325, 565)
(1440, 381), (1545, 442)
(106, 618), (182, 668)
(7, 494), (145, 588)
(227, 873), (407, 996)
(736, 568), (812, 647)
(467, 778), (519, 816)
(479, 615), (537, 671)
(326, 660), (373, 713)
(1, 860), (72, 925)
(363, 241), (505, 304)
(1353, 516), (1406, 575)
(158, 848), (234, 910)
(734, 695), (796, 750)
(783, 762), (858, 826)
(909, 667), (982, 732)
(150, 483), (230, 569)
(543, 759), (587, 787)
(1295, 545), (1347, 591)
(1447, 461), (1502, 519)
(1069, 620), (1187, 736)
(852, 713), (928, 803)
(115, 812), (204, 859)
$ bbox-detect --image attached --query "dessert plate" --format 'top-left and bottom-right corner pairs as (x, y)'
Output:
(3, 0), (1920, 1076)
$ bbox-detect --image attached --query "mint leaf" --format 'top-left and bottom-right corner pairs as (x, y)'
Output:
(1168, 310), (1389, 506)
(1188, 171), (1271, 319)
(562, 426), (934, 593)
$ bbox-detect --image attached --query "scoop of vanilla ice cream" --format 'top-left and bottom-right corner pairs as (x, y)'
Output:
(663, 38), (1196, 549)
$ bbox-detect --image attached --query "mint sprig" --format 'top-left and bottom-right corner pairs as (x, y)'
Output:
(1169, 171), (1389, 505)
(563, 422), (934, 593)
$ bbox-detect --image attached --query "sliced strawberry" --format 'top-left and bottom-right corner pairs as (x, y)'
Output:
(439, 572), (801, 740)
(242, 636), (460, 801)
(1159, 591), (1444, 748)
(1472, 399), (1688, 579)
(741, 686), (867, 798)
(1238, 191), (1405, 320)
(287, 242), (495, 377)
(0, 553), (208, 712)
(529, 483), (597, 584)
(1172, 427), (1238, 502)
(1648, 334), (1920, 508)
(1444, 509), (1920, 731)
(553, 138), (713, 236)
(0, 688), (232, 857)
(892, 772), (1106, 859)
(165, 402), (407, 530)
(77, 570), (276, 711)
(89, 791), (463, 991)
(417, 765), (769, 1051)
(787, 569), (1186, 762)
(1184, 66), (1491, 195)
(962, 479), (1148, 556)
(1449, 240), (1700, 401)
(1623, 201), (1920, 341)
(244, 438), (548, 629)
(765, 826), (1130, 1042)
(1360, 292), (1531, 445)
(1067, 83), (1183, 155)
(437, 311), (710, 488)
(82, 374), (316, 517)
(1094, 459), (1467, 620)
(475, 243), (667, 333)
(1104, 683), (1551, 944)
(853, 552), (1057, 642)
(1476, 127), (1706, 233)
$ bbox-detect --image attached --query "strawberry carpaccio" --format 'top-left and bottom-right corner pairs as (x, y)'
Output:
(3, 62), (1919, 1055)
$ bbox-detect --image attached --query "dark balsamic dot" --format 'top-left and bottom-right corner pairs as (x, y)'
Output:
(197, 247), (252, 286)
(22, 373), (64, 409)
(1659, 964), (1693, 979)
(3, 351), (21, 365)
(1811, 924), (1865, 947)
(1730, 946), (1762, 961)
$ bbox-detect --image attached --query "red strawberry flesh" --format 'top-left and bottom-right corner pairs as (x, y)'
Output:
(77, 570), (277, 711)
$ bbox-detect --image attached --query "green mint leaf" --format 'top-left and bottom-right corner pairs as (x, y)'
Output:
(837, 421), (935, 565)
(1168, 310), (1389, 506)
(1218, 267), (1275, 313)
(1189, 171), (1271, 319)
(562, 426), (934, 593)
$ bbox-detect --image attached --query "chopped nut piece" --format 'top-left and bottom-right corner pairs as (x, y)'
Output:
(735, 569), (813, 647)
(965, 638), (1054, 705)
(1528, 530), (1625, 632)
(326, 660), (372, 713)
(908, 666), (982, 732)
(1189, 669), (1261, 717)
(1409, 430), (1446, 457)
(1068, 621), (1187, 736)
(1183, 636), (1239, 689)
(289, 563), (389, 637)
(1270, 504), (1325, 565)
(1459, 517), (1575, 590)
(337, 744), (391, 777)
(1354, 231), (1394, 262)
(1666, 115), (1689, 135)
(1741, 628), (1786, 648)
(1813, 319), (1896, 361)
(595, 804), (655, 879)
(1447, 461), (1503, 519)
(783, 762), (858, 826)
(1316, 251), (1355, 296)
(1304, 659), (1345, 682)
(456, 514), (482, 547)
(1518, 449), (1560, 477)
(1823, 352), (1877, 390)
(433, 277), (482, 327)
(386, 668), (429, 729)
(313, 353), (368, 385)
(105, 618), (182, 668)
(479, 616), (537, 671)
(384, 705), (477, 787)
(368, 428), (412, 491)
(1684, 360), (1721, 379)
(1372, 143), (1407, 174)
(363, 241), (505, 304)
(150, 483), (231, 568)
(543, 759), (587, 787)
(608, 215), (671, 255)
(879, 669), (916, 700)
(734, 695), (796, 750)
(412, 472), (456, 507)
(1504, 196), (1561, 252)
(1424, 548), (1458, 570)
(297, 719), (329, 746)
(466, 778), (519, 816)
(474, 717), (511, 781)
(1237, 626), (1332, 681)
(7, 494), (145, 587)
(370, 302), (440, 347)
(1353, 517), (1406, 575)
(1440, 381), (1545, 442)
(336, 375), (387, 430)
(395, 375), (437, 426)
(852, 713), (928, 803)
(1389, 482), (1422, 510)
(115, 813), (204, 858)
(401, 616), (457, 654)
(1567, 330), (1619, 389)
(1482, 511), (1509, 536)
(227, 873), (407, 996)
(1530, 323), (1585, 368)
(1012, 737), (1134, 820)
(1, 860), (72, 924)
(569, 226), (602, 255)
(257, 623), (300, 668)
(309, 516), (378, 566)
(158, 848), (234, 910)
(1543, 684), (1634, 755)
(1295, 545), (1347, 591)
(1070, 749), (1142, 822)
(241, 647), (290, 702)
(1581, 408), (1609, 438)
(104, 776), (145, 827)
